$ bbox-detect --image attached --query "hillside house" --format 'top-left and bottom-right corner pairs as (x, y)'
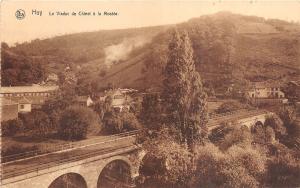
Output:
(248, 82), (285, 99)
(1, 99), (18, 121)
(100, 89), (131, 112)
(18, 97), (32, 113)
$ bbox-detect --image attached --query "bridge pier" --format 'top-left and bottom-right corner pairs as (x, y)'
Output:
(81, 169), (99, 188)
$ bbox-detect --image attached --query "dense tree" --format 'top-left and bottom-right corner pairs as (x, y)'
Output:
(103, 110), (142, 134)
(31, 111), (51, 138)
(1, 44), (46, 86)
(279, 107), (300, 148)
(140, 93), (162, 130)
(93, 96), (113, 120)
(162, 29), (208, 151)
(279, 108), (297, 127)
(19, 113), (35, 131)
(209, 122), (252, 150)
(58, 105), (100, 140)
(137, 128), (194, 188)
(194, 144), (266, 188)
(121, 112), (142, 131)
(102, 111), (122, 134)
(264, 116), (286, 140)
(219, 124), (252, 150)
(1, 119), (23, 137)
(266, 150), (300, 187)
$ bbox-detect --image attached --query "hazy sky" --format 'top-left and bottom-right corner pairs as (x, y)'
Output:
(1, 0), (300, 45)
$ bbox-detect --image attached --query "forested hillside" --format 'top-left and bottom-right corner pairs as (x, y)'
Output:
(142, 12), (300, 92)
(2, 12), (300, 92)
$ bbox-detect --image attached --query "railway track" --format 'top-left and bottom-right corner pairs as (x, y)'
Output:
(1, 130), (140, 163)
(2, 142), (137, 180)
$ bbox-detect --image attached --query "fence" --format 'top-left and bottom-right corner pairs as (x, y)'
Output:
(207, 109), (269, 128)
(209, 108), (266, 120)
(2, 144), (138, 180)
(1, 130), (141, 164)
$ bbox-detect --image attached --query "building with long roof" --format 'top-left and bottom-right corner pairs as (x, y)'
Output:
(0, 85), (59, 111)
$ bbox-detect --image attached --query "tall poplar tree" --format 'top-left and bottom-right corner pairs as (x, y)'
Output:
(162, 29), (208, 151)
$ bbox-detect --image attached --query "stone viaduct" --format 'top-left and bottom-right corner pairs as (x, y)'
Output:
(1, 109), (273, 188)
(1, 145), (145, 188)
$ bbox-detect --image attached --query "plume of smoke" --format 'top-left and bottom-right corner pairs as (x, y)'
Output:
(104, 36), (147, 68)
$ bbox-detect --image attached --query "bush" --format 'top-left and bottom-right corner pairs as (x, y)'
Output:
(266, 151), (300, 187)
(121, 112), (142, 131)
(138, 139), (194, 188)
(215, 101), (247, 114)
(194, 144), (267, 188)
(103, 111), (142, 134)
(19, 113), (35, 131)
(58, 105), (100, 140)
(1, 119), (23, 136)
(264, 116), (286, 139)
(209, 123), (252, 151)
(31, 111), (51, 138)
(103, 111), (122, 134)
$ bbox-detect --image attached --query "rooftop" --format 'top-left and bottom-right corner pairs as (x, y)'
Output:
(250, 81), (282, 89)
(0, 85), (59, 94)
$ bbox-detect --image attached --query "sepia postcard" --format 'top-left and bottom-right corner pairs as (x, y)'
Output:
(1, 0), (300, 188)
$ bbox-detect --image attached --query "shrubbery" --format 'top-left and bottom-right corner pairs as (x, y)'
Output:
(103, 111), (142, 134)
(18, 110), (54, 138)
(137, 128), (194, 188)
(194, 144), (266, 188)
(58, 105), (101, 140)
(266, 147), (300, 187)
(209, 123), (252, 150)
(1, 119), (23, 136)
(215, 101), (248, 114)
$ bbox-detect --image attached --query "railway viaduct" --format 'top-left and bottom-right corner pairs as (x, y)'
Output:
(1, 109), (273, 188)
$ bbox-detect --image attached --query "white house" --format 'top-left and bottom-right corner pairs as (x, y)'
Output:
(18, 97), (32, 113)
(100, 89), (131, 112)
(248, 82), (285, 99)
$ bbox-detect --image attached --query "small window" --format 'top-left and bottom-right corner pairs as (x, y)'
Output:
(20, 104), (25, 109)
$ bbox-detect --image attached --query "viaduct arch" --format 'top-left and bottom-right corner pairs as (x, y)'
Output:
(2, 149), (144, 188)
